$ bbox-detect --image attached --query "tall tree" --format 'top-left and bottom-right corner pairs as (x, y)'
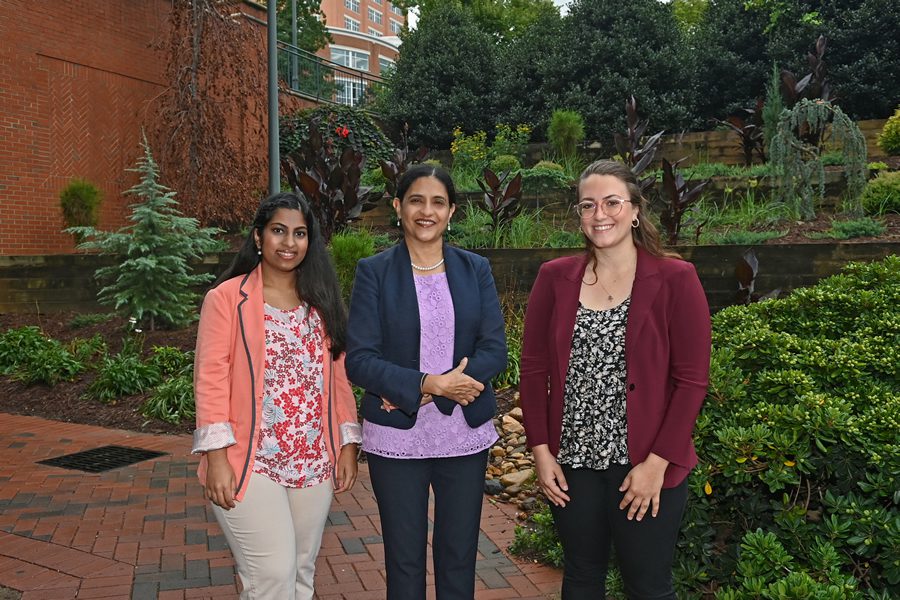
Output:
(397, 0), (558, 41)
(274, 0), (330, 51)
(379, 4), (499, 147)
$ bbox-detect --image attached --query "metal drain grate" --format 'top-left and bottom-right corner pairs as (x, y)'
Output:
(38, 445), (167, 473)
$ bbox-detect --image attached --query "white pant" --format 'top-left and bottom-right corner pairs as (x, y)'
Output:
(212, 472), (334, 600)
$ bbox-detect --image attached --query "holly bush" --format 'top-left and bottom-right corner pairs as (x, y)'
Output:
(680, 255), (900, 597)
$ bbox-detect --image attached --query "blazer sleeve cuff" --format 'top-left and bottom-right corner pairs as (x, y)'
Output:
(340, 422), (362, 446)
(192, 422), (237, 454)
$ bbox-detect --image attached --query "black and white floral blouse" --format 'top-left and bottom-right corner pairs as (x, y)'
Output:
(557, 298), (631, 470)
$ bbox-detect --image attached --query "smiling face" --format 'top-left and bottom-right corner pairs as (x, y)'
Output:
(253, 208), (308, 273)
(393, 175), (456, 246)
(578, 174), (640, 252)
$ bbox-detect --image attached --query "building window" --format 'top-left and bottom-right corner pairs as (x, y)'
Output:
(390, 5), (404, 16)
(372, 0), (382, 4)
(378, 57), (395, 75)
(344, 0), (359, 13)
(344, 16), (360, 32)
(331, 48), (370, 72)
(369, 28), (383, 37)
(335, 77), (367, 107)
(368, 8), (383, 25)
(389, 19), (402, 34)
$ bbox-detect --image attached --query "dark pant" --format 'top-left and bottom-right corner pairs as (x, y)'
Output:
(366, 450), (489, 600)
(549, 463), (688, 600)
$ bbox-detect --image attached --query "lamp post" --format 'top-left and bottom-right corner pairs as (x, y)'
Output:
(267, 0), (279, 196)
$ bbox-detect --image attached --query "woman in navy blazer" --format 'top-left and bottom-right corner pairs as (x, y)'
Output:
(520, 160), (711, 599)
(346, 165), (507, 599)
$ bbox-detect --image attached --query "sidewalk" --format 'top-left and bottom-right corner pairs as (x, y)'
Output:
(0, 412), (561, 599)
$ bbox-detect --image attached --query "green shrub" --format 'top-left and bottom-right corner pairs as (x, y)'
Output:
(14, 339), (85, 386)
(493, 297), (523, 389)
(280, 104), (393, 167)
(0, 326), (48, 375)
(808, 217), (886, 240)
(547, 109), (585, 158)
(509, 503), (564, 568)
(448, 208), (493, 249)
(860, 171), (900, 216)
(86, 351), (161, 404)
(68, 313), (114, 329)
(519, 166), (572, 195)
(329, 229), (377, 301)
(547, 229), (583, 248)
(491, 123), (531, 160)
(142, 374), (195, 424)
(147, 346), (193, 377)
(489, 154), (521, 175)
(69, 335), (108, 365)
(423, 158), (444, 169)
(877, 106), (900, 156)
(532, 160), (564, 172)
(513, 256), (900, 595)
(59, 179), (102, 235)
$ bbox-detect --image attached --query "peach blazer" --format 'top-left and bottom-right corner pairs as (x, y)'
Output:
(192, 265), (360, 501)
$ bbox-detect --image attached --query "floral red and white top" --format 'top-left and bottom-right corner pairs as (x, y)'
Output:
(252, 303), (331, 488)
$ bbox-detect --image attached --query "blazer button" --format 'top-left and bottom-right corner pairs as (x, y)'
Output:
(628, 383), (635, 392)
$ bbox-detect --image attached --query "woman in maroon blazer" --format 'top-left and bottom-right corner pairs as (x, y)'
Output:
(520, 160), (711, 599)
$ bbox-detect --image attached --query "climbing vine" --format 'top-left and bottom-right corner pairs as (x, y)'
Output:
(769, 99), (867, 220)
(151, 0), (267, 229)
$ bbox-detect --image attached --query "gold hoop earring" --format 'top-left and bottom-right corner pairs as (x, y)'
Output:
(632, 216), (640, 229)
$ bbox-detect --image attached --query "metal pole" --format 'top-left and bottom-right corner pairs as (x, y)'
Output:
(290, 0), (298, 89)
(267, 0), (280, 195)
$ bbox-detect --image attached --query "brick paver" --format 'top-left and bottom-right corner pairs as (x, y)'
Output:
(0, 413), (561, 599)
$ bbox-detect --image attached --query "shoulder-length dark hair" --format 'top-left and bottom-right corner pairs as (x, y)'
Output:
(395, 164), (457, 204)
(216, 192), (347, 357)
(577, 159), (680, 260)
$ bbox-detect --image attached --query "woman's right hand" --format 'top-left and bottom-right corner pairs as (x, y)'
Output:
(533, 445), (570, 507)
(204, 449), (237, 510)
(424, 357), (484, 405)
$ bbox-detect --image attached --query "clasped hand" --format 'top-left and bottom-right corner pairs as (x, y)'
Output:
(380, 357), (483, 412)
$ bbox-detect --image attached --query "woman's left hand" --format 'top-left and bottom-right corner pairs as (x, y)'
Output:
(618, 453), (669, 521)
(334, 444), (359, 493)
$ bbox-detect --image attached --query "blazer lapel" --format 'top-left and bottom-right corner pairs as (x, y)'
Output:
(625, 248), (662, 358)
(556, 256), (588, 390)
(390, 242), (422, 360)
(443, 245), (468, 367)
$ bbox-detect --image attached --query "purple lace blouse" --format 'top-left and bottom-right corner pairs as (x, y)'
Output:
(362, 272), (499, 458)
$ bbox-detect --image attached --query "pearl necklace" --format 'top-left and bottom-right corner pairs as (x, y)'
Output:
(410, 258), (445, 271)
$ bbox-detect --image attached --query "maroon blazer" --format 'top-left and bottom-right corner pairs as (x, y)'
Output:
(519, 248), (711, 488)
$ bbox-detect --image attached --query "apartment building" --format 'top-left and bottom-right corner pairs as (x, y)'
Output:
(318, 0), (406, 105)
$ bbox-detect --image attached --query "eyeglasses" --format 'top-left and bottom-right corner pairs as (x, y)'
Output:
(575, 197), (631, 218)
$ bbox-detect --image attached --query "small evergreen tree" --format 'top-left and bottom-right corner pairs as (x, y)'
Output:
(67, 136), (223, 330)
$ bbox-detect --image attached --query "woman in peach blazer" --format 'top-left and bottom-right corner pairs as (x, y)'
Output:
(192, 192), (360, 600)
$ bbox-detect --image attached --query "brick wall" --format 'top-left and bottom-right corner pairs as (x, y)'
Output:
(0, 0), (172, 255)
(0, 1), (284, 256)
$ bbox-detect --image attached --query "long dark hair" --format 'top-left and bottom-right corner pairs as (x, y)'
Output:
(577, 160), (680, 261)
(395, 164), (457, 204)
(216, 192), (347, 357)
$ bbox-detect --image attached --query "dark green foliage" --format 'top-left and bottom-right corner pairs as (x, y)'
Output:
(493, 295), (523, 389)
(280, 105), (393, 167)
(379, 124), (430, 200)
(147, 346), (194, 377)
(861, 171), (900, 216)
(67, 137), (223, 330)
(552, 0), (693, 141)
(68, 335), (108, 365)
(59, 179), (102, 235)
(379, 4), (499, 148)
(329, 230), (377, 301)
(762, 63), (784, 153)
(13, 339), (85, 387)
(86, 349), (161, 404)
(510, 503), (564, 567)
(275, 0), (330, 52)
(142, 374), (195, 424)
(0, 326), (49, 375)
(877, 107), (900, 156)
(706, 229), (785, 245)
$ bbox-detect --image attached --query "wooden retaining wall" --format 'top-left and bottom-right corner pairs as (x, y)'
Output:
(1, 243), (897, 316)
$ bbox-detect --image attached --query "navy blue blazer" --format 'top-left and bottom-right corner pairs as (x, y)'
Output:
(345, 242), (507, 429)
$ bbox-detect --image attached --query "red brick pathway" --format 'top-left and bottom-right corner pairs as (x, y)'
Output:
(0, 413), (561, 599)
